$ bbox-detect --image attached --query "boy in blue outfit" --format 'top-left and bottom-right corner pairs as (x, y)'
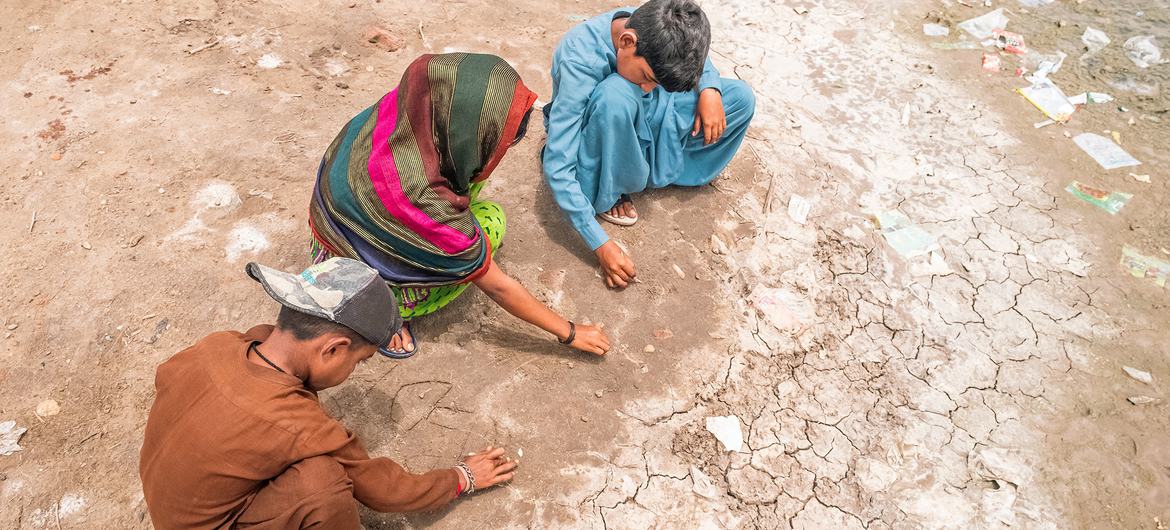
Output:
(542, 0), (756, 288)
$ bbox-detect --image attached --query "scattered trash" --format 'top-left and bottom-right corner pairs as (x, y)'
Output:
(566, 14), (589, 22)
(208, 87), (231, 96)
(1064, 182), (1132, 215)
(1073, 133), (1141, 170)
(1018, 80), (1076, 122)
(35, 399), (60, 418)
(1067, 92), (1114, 105)
(1106, 75), (1160, 97)
(1124, 36), (1165, 69)
(256, 53), (283, 69)
(958, 8), (1008, 40)
(0, 420), (26, 456)
(1123, 366), (1154, 385)
(923, 23), (950, 37)
(517, 447), (524, 458)
(787, 195), (811, 225)
(704, 416), (744, 452)
(872, 210), (939, 259)
(1081, 27), (1110, 54)
(690, 466), (722, 499)
(1129, 173), (1151, 183)
(672, 264), (686, 279)
(1033, 119), (1055, 129)
(1127, 396), (1160, 406)
(993, 30), (1027, 55)
(982, 53), (1002, 72)
(1024, 51), (1066, 84)
(1120, 246), (1170, 287)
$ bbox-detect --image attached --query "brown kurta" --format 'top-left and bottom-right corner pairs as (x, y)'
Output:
(139, 325), (459, 529)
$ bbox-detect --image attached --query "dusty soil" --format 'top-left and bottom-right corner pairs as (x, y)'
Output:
(1, 0), (1168, 528)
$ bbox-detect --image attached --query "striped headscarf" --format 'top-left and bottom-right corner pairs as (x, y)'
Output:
(309, 53), (537, 287)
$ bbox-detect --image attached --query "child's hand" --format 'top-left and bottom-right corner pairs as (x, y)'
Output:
(569, 323), (611, 356)
(693, 88), (726, 145)
(461, 447), (517, 491)
(595, 241), (636, 288)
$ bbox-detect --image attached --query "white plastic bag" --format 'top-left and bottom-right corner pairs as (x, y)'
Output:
(958, 9), (1008, 40)
(1081, 27), (1110, 54)
(1124, 36), (1165, 68)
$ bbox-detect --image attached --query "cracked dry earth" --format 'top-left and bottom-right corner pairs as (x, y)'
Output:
(1, 0), (1169, 529)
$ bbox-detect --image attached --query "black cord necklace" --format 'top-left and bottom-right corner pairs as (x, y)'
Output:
(249, 341), (288, 375)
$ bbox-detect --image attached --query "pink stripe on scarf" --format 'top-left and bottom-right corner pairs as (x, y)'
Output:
(367, 89), (477, 254)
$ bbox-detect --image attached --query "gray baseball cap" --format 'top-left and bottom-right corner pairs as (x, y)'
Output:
(245, 257), (401, 348)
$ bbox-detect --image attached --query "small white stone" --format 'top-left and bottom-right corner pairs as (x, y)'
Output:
(1124, 366), (1154, 384)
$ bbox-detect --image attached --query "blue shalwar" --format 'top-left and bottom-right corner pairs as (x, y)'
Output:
(542, 8), (756, 250)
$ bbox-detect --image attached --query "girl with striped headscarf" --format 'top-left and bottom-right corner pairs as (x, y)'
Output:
(309, 53), (610, 357)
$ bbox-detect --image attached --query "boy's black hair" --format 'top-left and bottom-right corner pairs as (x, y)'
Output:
(276, 306), (371, 347)
(627, 0), (711, 93)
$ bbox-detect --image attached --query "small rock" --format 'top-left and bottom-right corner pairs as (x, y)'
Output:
(50, 152), (62, 161)
(672, 264), (686, 279)
(710, 234), (728, 255)
(1128, 396), (1159, 405)
(567, 362), (575, 369)
(639, 365), (649, 374)
(256, 53), (283, 69)
(594, 390), (604, 398)
(517, 447), (523, 458)
(579, 416), (589, 423)
(128, 234), (145, 248)
(643, 345), (655, 353)
(335, 82), (349, 89)
(35, 399), (60, 417)
(5, 323), (17, 331)
(1124, 366), (1154, 384)
(653, 329), (673, 340)
(81, 242), (92, 250)
(364, 26), (404, 52)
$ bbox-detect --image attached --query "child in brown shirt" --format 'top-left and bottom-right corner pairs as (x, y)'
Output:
(139, 258), (517, 528)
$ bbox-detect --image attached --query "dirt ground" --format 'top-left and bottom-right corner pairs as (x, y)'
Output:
(1, 0), (1168, 528)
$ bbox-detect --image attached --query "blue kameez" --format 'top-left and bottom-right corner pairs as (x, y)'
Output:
(542, 8), (756, 250)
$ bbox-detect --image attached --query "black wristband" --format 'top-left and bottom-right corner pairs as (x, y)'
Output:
(559, 321), (576, 345)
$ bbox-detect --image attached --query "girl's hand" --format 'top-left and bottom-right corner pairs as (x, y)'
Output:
(568, 323), (610, 356)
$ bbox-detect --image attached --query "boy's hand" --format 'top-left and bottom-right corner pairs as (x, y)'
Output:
(693, 88), (726, 145)
(595, 241), (636, 289)
(462, 447), (517, 491)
